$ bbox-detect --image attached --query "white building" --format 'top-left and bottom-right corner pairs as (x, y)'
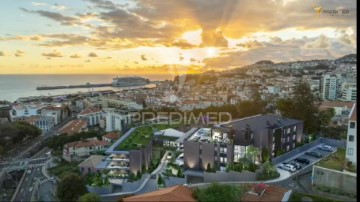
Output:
(77, 107), (103, 126)
(345, 103), (357, 165)
(41, 107), (62, 125)
(24, 116), (55, 133)
(63, 139), (109, 158)
(104, 108), (133, 132)
(320, 74), (342, 100)
(9, 103), (46, 122)
(341, 82), (357, 101)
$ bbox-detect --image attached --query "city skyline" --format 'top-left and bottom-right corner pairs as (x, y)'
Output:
(0, 0), (357, 75)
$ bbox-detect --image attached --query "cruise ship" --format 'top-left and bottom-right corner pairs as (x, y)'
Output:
(111, 76), (150, 87)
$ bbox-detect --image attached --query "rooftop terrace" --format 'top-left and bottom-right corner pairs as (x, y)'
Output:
(115, 124), (180, 151)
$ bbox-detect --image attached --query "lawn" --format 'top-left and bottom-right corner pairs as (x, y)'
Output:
(116, 124), (178, 151)
(289, 192), (340, 202)
(48, 160), (80, 179)
(317, 148), (345, 171)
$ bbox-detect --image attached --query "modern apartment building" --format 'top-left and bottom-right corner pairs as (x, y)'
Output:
(9, 103), (46, 122)
(183, 114), (304, 172)
(104, 108), (135, 132)
(340, 82), (357, 101)
(345, 103), (357, 165)
(320, 74), (342, 100)
(24, 115), (55, 133)
(77, 107), (103, 126)
(105, 127), (153, 178)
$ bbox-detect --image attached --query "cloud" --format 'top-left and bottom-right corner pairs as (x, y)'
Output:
(201, 30), (228, 47)
(236, 40), (263, 49)
(51, 4), (68, 11)
(15, 50), (25, 57)
(170, 39), (198, 49)
(42, 50), (63, 57)
(0, 51), (6, 56)
(88, 52), (98, 57)
(31, 2), (47, 7)
(304, 35), (330, 49)
(70, 54), (81, 58)
(141, 54), (147, 61)
(20, 8), (81, 26)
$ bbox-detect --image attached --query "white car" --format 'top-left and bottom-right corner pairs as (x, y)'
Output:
(317, 145), (334, 152)
(278, 164), (296, 172)
(27, 169), (32, 175)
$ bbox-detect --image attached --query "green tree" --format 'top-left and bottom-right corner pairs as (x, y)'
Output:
(78, 193), (101, 202)
(246, 146), (260, 165)
(262, 161), (273, 175)
(261, 147), (270, 163)
(136, 171), (141, 180)
(157, 175), (163, 185)
(192, 183), (245, 202)
(276, 81), (322, 134)
(206, 163), (212, 172)
(57, 173), (88, 201)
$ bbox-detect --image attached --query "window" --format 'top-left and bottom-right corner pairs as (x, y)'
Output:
(287, 137), (290, 142)
(347, 148), (353, 155)
(349, 135), (354, 142)
(272, 136), (275, 142)
(287, 128), (290, 134)
(286, 145), (289, 151)
(272, 143), (275, 151)
(224, 147), (227, 153)
(224, 158), (227, 163)
(220, 157), (224, 163)
(292, 143), (295, 148)
(293, 135), (296, 140)
(293, 125), (297, 131)
(350, 122), (355, 129)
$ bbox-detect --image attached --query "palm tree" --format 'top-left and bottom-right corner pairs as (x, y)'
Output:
(262, 161), (273, 175)
(246, 146), (260, 164)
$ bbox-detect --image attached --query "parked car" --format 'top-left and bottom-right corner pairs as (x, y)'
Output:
(305, 151), (323, 158)
(294, 158), (310, 165)
(278, 164), (296, 172)
(27, 169), (32, 175)
(317, 145), (334, 152)
(166, 152), (172, 160)
(289, 162), (302, 170)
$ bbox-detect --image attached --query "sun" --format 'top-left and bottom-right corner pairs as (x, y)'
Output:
(206, 48), (217, 58)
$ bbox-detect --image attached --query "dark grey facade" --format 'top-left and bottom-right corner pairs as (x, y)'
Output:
(128, 141), (153, 174)
(183, 141), (234, 171)
(183, 114), (304, 172)
(220, 114), (304, 157)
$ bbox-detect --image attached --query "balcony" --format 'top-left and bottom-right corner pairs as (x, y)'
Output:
(107, 154), (130, 162)
(107, 162), (130, 170)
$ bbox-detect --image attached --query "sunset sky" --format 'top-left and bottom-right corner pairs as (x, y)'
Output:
(0, 0), (356, 75)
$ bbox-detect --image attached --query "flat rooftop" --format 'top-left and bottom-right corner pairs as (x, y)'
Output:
(115, 124), (178, 151)
(218, 114), (301, 131)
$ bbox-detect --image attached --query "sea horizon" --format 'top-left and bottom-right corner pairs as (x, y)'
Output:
(0, 74), (173, 102)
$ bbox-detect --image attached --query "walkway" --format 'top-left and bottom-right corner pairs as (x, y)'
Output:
(100, 151), (169, 199)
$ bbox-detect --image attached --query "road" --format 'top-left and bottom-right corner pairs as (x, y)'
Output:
(11, 161), (48, 201)
(3, 115), (76, 161)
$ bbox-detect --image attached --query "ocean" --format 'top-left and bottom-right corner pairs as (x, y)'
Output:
(0, 74), (173, 102)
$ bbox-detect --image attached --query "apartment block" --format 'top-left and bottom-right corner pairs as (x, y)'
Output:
(183, 114), (303, 172)
(320, 74), (342, 100)
(345, 103), (357, 165)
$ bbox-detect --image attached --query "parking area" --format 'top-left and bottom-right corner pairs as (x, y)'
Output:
(274, 143), (338, 180)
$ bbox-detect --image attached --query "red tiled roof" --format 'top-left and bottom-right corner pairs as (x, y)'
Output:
(23, 116), (40, 124)
(350, 103), (356, 121)
(319, 101), (354, 110)
(64, 139), (109, 149)
(103, 132), (120, 140)
(242, 185), (289, 202)
(78, 107), (103, 116)
(123, 185), (196, 202)
(58, 119), (87, 135)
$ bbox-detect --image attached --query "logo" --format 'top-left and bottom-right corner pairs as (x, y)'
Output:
(313, 4), (350, 18)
